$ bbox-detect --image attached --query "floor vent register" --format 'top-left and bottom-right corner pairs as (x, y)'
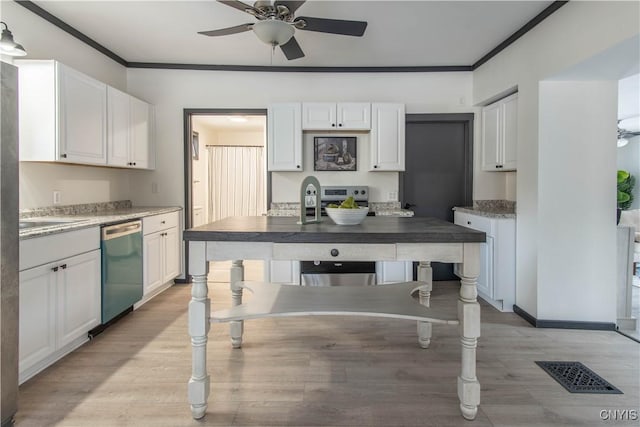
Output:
(535, 361), (622, 394)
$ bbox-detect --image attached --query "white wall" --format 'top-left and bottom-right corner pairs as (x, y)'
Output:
(538, 81), (617, 322)
(3, 1), (134, 209)
(126, 70), (474, 207)
(473, 0), (640, 321)
(19, 163), (131, 209)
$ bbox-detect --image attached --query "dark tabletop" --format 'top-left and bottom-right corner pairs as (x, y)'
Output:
(183, 216), (485, 244)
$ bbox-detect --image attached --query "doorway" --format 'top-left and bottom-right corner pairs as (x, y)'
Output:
(401, 113), (474, 280)
(183, 109), (268, 280)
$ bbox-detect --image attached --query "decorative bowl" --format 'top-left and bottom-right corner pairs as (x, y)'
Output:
(325, 206), (369, 225)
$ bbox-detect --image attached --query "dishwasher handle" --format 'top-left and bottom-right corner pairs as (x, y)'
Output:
(102, 220), (142, 240)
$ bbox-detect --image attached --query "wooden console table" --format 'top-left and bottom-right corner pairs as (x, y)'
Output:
(183, 216), (484, 421)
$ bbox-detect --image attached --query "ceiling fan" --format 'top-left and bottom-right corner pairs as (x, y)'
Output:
(198, 0), (368, 60)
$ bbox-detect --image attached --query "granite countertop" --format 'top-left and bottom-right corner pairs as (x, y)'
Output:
(453, 200), (516, 219)
(19, 200), (182, 239)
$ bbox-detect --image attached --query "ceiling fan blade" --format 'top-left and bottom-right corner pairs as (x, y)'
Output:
(216, 0), (259, 15)
(198, 23), (253, 37)
(280, 36), (305, 60)
(274, 1), (306, 15)
(295, 16), (367, 36)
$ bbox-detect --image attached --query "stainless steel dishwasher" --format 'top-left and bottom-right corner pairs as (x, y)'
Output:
(300, 261), (376, 286)
(101, 220), (143, 324)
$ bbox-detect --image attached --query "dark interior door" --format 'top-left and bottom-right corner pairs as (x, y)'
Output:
(402, 114), (473, 280)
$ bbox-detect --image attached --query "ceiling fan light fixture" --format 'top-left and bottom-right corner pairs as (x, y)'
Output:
(0, 22), (27, 57)
(252, 19), (294, 46)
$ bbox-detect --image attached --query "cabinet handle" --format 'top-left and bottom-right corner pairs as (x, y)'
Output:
(338, 123), (343, 127)
(61, 264), (67, 269)
(373, 165), (378, 169)
(296, 165), (301, 169)
(331, 123), (336, 127)
(467, 221), (471, 225)
(61, 154), (67, 158)
(161, 220), (166, 224)
(133, 162), (136, 166)
(51, 266), (59, 272)
(330, 248), (339, 257)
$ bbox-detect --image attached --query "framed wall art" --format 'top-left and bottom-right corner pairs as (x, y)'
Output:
(313, 136), (357, 171)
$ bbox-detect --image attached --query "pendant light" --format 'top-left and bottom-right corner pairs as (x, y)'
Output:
(0, 22), (27, 57)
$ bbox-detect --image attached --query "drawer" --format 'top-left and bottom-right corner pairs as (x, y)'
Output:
(454, 212), (493, 235)
(143, 211), (179, 235)
(273, 243), (396, 261)
(20, 226), (100, 271)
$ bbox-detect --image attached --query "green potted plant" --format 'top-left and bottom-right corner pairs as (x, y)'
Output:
(617, 169), (635, 224)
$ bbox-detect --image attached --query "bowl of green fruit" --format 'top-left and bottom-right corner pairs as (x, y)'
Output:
(325, 196), (369, 225)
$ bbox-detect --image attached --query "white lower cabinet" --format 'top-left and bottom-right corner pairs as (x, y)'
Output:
(376, 261), (412, 284)
(454, 211), (515, 311)
(19, 248), (101, 383)
(269, 260), (301, 285)
(143, 211), (181, 296)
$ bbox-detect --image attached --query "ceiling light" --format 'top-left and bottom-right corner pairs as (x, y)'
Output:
(252, 19), (294, 46)
(229, 116), (249, 123)
(0, 22), (27, 57)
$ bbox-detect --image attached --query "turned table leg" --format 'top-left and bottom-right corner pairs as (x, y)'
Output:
(188, 242), (210, 419)
(229, 260), (244, 348)
(416, 261), (433, 348)
(457, 243), (481, 420)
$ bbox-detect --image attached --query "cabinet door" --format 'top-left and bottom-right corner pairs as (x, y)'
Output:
(268, 103), (302, 171)
(269, 260), (300, 285)
(481, 102), (501, 171)
(302, 102), (336, 129)
(57, 63), (107, 165)
(376, 261), (412, 284)
(130, 96), (150, 169)
(477, 235), (494, 299)
(19, 264), (56, 374)
(57, 250), (101, 347)
(143, 232), (163, 294)
(370, 103), (405, 171)
(501, 93), (518, 171)
(337, 103), (371, 130)
(107, 86), (130, 167)
(162, 226), (181, 283)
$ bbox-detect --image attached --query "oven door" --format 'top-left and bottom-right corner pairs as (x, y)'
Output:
(300, 261), (376, 286)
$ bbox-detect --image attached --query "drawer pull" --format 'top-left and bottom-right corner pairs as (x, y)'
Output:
(330, 249), (339, 257)
(467, 221), (471, 225)
(51, 266), (59, 272)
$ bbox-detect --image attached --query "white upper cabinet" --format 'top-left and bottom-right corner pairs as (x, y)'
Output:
(268, 103), (303, 171)
(302, 102), (371, 130)
(108, 87), (152, 169)
(18, 60), (107, 165)
(369, 103), (405, 171)
(481, 92), (518, 171)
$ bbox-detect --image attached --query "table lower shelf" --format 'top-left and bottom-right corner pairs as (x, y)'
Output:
(210, 281), (459, 325)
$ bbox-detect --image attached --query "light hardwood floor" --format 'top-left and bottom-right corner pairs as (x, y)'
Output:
(16, 262), (640, 426)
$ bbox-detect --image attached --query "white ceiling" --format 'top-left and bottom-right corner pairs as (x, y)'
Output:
(28, 0), (556, 67)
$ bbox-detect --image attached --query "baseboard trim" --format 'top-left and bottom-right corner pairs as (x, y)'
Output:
(513, 305), (616, 331)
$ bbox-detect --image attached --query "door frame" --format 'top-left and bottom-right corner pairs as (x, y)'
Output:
(183, 108), (268, 280)
(400, 113), (475, 208)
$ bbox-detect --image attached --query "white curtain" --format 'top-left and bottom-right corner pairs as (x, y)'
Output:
(207, 146), (266, 222)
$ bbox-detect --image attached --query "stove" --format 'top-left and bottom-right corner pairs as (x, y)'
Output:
(305, 185), (371, 216)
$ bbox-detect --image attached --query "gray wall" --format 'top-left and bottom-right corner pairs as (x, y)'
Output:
(1, 61), (20, 426)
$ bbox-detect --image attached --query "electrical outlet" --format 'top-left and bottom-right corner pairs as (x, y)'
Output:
(388, 191), (398, 201)
(151, 182), (158, 194)
(53, 191), (61, 205)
